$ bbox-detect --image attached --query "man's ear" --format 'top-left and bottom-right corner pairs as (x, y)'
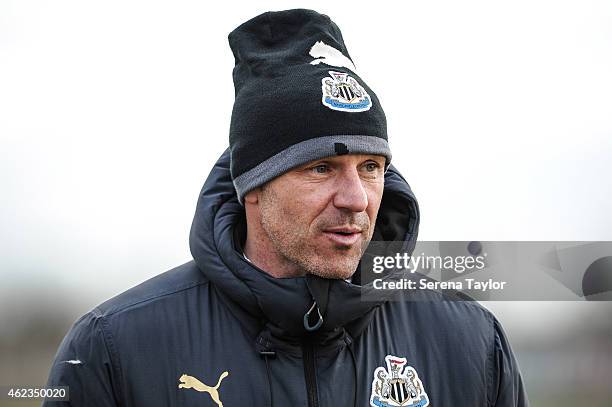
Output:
(243, 188), (260, 205)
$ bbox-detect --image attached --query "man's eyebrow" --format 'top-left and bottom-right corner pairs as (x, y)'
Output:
(299, 159), (331, 167)
(361, 156), (385, 164)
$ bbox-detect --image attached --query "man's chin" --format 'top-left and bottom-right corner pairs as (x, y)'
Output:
(312, 245), (361, 280)
(304, 253), (360, 280)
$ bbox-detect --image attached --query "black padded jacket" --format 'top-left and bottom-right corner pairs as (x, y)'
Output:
(44, 149), (528, 407)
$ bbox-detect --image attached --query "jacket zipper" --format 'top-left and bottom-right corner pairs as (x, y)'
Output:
(302, 343), (319, 407)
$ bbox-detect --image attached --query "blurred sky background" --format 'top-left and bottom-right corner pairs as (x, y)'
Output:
(1, 1), (611, 406)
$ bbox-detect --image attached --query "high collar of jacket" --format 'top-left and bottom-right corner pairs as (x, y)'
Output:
(189, 148), (419, 345)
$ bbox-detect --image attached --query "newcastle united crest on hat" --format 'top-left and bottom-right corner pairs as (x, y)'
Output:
(370, 355), (430, 407)
(321, 71), (372, 112)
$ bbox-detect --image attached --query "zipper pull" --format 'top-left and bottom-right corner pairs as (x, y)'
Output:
(303, 300), (324, 331)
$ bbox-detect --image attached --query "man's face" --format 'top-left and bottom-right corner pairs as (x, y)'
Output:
(251, 154), (386, 280)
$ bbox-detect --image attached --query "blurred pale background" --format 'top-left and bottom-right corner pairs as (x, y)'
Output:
(1, 1), (611, 406)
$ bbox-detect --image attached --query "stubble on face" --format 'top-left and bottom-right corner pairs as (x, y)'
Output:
(258, 182), (376, 280)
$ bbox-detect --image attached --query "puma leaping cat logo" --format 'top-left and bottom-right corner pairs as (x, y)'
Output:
(178, 371), (229, 407)
(309, 40), (358, 72)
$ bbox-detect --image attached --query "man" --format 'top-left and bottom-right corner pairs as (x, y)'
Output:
(45, 9), (528, 407)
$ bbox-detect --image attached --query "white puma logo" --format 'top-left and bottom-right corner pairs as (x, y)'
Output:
(309, 40), (357, 72)
(178, 371), (229, 407)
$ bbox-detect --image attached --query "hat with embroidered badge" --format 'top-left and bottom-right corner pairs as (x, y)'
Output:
(228, 9), (391, 203)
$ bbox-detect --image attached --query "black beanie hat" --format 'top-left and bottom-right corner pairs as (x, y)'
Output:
(228, 9), (391, 203)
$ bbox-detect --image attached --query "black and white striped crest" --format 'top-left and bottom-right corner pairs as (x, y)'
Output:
(369, 354), (430, 407)
(321, 70), (372, 112)
(389, 378), (410, 405)
(337, 84), (356, 102)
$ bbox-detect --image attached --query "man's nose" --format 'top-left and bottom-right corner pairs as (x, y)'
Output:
(332, 169), (368, 212)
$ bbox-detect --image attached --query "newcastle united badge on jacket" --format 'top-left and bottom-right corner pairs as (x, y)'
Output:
(370, 355), (430, 407)
(321, 70), (372, 112)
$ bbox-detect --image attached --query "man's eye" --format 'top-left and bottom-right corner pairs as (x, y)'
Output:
(312, 164), (329, 174)
(364, 162), (380, 172)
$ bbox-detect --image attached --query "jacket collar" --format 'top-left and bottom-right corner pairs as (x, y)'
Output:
(189, 148), (419, 343)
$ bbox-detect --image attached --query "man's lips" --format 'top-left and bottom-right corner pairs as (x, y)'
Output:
(322, 226), (364, 246)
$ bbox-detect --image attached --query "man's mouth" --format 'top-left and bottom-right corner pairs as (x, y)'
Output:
(322, 226), (364, 246)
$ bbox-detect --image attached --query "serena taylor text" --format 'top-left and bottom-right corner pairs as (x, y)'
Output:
(373, 278), (507, 292)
